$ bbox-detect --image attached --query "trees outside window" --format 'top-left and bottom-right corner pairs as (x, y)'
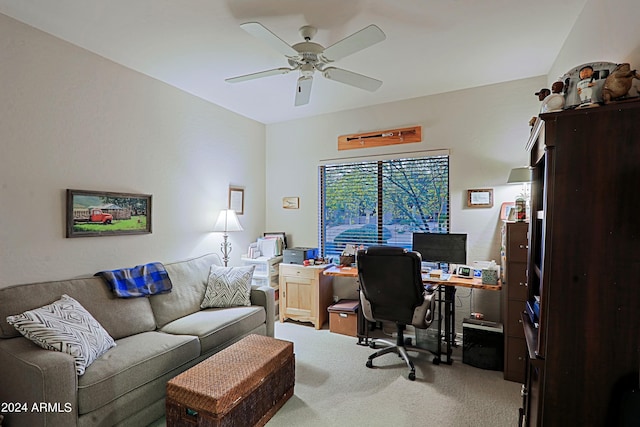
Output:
(320, 155), (449, 258)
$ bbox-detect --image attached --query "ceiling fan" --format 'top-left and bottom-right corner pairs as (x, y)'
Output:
(226, 22), (386, 106)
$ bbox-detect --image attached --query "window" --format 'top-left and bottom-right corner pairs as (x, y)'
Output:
(319, 154), (449, 259)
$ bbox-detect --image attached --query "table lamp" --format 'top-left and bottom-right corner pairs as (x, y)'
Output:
(507, 167), (532, 221)
(507, 167), (531, 198)
(213, 209), (243, 266)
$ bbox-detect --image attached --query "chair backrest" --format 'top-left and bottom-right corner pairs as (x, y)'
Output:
(357, 246), (425, 325)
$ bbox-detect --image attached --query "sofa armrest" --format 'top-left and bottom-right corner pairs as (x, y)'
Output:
(0, 338), (77, 427)
(250, 285), (275, 337)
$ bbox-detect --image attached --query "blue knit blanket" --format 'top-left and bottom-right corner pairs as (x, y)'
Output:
(96, 262), (173, 298)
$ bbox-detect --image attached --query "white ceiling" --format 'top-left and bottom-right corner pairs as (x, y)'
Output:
(0, 0), (587, 124)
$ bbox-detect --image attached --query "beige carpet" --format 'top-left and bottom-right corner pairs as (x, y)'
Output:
(152, 321), (522, 426)
(265, 321), (521, 427)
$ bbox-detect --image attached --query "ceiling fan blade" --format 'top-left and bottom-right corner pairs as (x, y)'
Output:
(322, 67), (382, 92)
(225, 67), (293, 83)
(240, 22), (299, 57)
(295, 76), (313, 106)
(322, 24), (386, 62)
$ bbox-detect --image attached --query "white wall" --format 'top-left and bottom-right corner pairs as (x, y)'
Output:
(547, 0), (640, 86)
(265, 77), (544, 323)
(0, 14), (266, 287)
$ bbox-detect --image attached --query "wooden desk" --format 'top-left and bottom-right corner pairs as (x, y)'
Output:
(323, 265), (501, 364)
(324, 265), (502, 290)
(323, 265), (358, 278)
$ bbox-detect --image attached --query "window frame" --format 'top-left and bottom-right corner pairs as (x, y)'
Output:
(319, 151), (450, 259)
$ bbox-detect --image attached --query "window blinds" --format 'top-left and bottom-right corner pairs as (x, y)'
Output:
(319, 155), (450, 258)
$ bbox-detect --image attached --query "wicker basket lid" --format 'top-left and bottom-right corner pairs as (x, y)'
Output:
(167, 334), (294, 415)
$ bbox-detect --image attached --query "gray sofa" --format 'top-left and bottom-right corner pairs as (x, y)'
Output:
(0, 253), (275, 427)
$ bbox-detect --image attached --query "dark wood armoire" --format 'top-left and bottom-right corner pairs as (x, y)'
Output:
(520, 102), (640, 426)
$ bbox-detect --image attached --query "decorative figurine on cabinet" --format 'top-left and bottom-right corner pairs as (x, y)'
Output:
(560, 61), (618, 108)
(601, 63), (640, 104)
(535, 88), (550, 102)
(541, 81), (566, 113)
(531, 88), (551, 125)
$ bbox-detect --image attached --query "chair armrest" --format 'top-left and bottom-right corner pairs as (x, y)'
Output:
(250, 285), (275, 337)
(0, 337), (77, 427)
(412, 291), (436, 328)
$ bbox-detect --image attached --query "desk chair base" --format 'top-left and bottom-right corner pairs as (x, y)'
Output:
(366, 325), (439, 381)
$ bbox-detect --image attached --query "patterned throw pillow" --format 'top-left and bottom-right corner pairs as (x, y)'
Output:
(6, 294), (116, 375)
(201, 265), (255, 308)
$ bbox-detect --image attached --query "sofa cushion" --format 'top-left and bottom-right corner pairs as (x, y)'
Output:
(6, 294), (116, 376)
(77, 331), (200, 415)
(150, 253), (222, 328)
(0, 277), (156, 340)
(201, 265), (255, 308)
(159, 307), (266, 354)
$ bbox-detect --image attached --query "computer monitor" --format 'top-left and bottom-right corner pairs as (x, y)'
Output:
(412, 232), (467, 265)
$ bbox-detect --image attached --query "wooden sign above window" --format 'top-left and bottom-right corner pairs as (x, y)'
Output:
(338, 126), (422, 151)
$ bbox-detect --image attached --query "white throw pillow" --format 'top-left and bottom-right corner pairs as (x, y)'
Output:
(6, 294), (116, 375)
(201, 265), (255, 308)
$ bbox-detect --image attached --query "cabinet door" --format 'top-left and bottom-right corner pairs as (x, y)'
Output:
(281, 276), (313, 319)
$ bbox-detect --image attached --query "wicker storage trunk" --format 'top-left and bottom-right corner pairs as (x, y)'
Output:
(166, 334), (295, 427)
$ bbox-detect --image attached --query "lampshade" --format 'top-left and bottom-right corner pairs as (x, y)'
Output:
(507, 167), (531, 184)
(213, 209), (243, 233)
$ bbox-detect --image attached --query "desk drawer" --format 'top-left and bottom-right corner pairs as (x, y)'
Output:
(507, 226), (528, 262)
(506, 263), (528, 301)
(504, 336), (526, 383)
(279, 264), (316, 279)
(507, 304), (526, 339)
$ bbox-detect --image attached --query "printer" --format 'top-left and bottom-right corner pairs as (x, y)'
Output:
(283, 247), (318, 264)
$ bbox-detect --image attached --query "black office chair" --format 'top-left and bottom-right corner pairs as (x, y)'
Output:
(357, 246), (438, 380)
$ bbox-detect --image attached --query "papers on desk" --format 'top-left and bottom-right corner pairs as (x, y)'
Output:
(423, 272), (451, 281)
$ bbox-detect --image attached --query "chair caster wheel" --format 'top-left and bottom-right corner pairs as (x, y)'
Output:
(404, 337), (412, 346)
(432, 357), (440, 365)
(366, 360), (373, 369)
(408, 372), (416, 381)
(369, 342), (377, 349)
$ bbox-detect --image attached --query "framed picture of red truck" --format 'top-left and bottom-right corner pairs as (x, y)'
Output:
(66, 189), (152, 238)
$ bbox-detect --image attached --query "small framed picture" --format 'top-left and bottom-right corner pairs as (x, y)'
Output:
(282, 197), (299, 209)
(229, 187), (244, 215)
(467, 189), (493, 208)
(500, 202), (515, 220)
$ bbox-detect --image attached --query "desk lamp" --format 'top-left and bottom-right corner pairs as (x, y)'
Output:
(213, 209), (243, 266)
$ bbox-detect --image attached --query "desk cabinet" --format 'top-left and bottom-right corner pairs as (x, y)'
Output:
(501, 221), (528, 383)
(279, 264), (333, 329)
(520, 103), (640, 426)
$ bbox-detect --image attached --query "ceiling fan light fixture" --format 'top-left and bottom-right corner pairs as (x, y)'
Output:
(300, 63), (315, 77)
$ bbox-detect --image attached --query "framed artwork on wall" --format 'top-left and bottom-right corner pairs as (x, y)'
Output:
(282, 197), (299, 209)
(66, 189), (151, 238)
(229, 187), (244, 215)
(467, 189), (493, 208)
